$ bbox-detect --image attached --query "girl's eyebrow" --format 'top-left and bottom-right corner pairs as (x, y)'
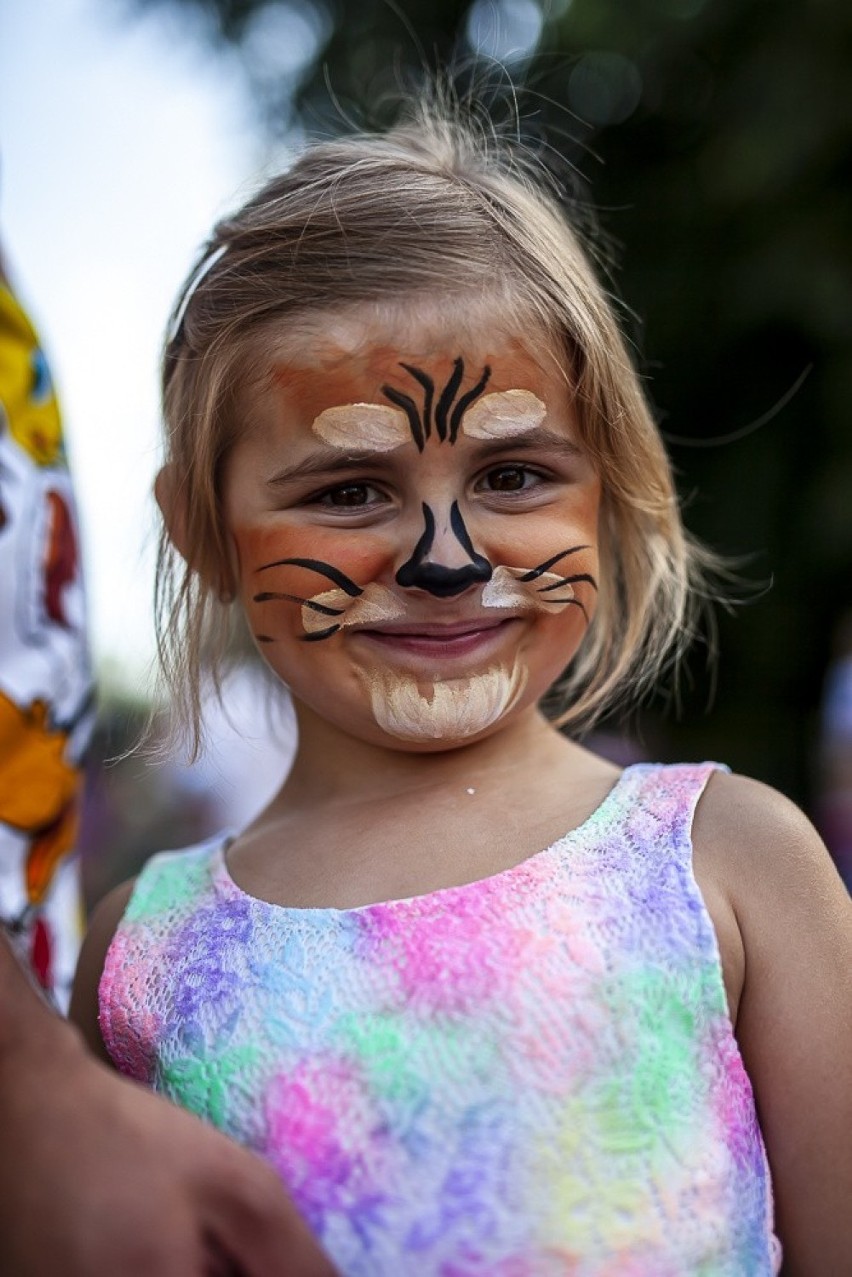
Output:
(468, 428), (583, 460)
(266, 427), (584, 488)
(266, 450), (392, 488)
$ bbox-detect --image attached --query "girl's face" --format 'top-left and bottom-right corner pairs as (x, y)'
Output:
(220, 320), (601, 750)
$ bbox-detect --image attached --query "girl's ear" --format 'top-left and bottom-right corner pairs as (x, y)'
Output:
(155, 463), (236, 601)
(154, 464), (192, 565)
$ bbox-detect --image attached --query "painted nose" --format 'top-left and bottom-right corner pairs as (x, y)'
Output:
(395, 502), (493, 599)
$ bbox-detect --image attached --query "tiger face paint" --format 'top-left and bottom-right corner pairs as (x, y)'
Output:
(220, 327), (601, 750)
(360, 659), (530, 742)
(310, 361), (548, 454)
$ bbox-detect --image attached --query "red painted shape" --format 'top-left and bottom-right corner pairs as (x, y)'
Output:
(43, 490), (78, 627)
(30, 915), (53, 990)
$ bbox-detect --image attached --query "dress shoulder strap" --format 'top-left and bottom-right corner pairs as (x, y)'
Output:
(605, 760), (726, 868)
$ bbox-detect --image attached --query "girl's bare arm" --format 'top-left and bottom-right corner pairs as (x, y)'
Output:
(696, 773), (852, 1275)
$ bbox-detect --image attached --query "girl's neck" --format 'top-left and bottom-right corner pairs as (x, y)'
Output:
(276, 701), (571, 813)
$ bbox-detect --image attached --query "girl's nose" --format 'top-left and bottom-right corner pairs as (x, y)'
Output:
(395, 501), (493, 599)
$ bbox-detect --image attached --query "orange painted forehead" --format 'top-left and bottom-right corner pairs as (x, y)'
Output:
(265, 334), (567, 434)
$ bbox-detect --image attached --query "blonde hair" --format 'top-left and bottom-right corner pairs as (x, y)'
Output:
(158, 99), (716, 756)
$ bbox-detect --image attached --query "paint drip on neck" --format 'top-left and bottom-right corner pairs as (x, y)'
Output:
(361, 660), (528, 741)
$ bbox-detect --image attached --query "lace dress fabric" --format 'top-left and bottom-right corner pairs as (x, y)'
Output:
(100, 762), (781, 1275)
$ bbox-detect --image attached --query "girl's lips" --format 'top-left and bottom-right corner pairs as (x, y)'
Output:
(352, 617), (520, 661)
(361, 617), (511, 638)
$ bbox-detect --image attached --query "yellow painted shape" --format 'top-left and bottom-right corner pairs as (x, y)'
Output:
(0, 286), (64, 467)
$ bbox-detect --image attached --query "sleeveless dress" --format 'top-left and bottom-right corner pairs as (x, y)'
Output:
(100, 762), (782, 1275)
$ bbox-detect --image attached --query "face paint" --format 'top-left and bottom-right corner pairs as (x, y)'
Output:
(383, 358), (493, 449)
(311, 403), (410, 452)
(360, 659), (529, 742)
(310, 359), (547, 466)
(251, 543), (597, 645)
(252, 558), (403, 643)
(224, 327), (602, 750)
(300, 584), (404, 637)
(311, 357), (494, 453)
(395, 502), (492, 598)
(481, 547), (598, 620)
(461, 389), (547, 440)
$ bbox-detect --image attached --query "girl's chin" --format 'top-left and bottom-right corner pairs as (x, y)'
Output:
(353, 660), (531, 744)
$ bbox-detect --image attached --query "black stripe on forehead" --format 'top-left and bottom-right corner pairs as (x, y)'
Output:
(381, 358), (492, 451)
(434, 359), (464, 443)
(449, 365), (491, 443)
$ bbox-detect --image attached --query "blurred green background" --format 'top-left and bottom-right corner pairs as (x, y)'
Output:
(83, 0), (852, 897)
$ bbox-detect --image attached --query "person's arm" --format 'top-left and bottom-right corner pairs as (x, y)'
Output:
(0, 930), (336, 1276)
(695, 773), (852, 1275)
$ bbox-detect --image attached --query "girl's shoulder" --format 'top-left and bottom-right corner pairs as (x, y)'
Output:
(692, 769), (844, 922)
(689, 770), (843, 1010)
(692, 770), (852, 1271)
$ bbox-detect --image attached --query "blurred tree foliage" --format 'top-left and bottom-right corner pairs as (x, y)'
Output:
(122, 0), (852, 803)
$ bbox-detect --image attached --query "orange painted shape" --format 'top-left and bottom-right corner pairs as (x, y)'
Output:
(25, 802), (79, 905)
(0, 693), (79, 830)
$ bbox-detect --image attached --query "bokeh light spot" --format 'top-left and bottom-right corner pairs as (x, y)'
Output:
(465, 0), (544, 64)
(568, 51), (642, 127)
(242, 1), (330, 81)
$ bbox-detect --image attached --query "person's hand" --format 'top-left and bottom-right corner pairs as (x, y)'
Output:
(0, 1007), (336, 1277)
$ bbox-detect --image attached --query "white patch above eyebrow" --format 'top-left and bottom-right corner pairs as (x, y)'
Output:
(311, 403), (410, 451)
(461, 389), (547, 440)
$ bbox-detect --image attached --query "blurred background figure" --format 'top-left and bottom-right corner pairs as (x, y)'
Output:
(815, 611), (852, 889)
(2, 0), (849, 910)
(0, 251), (94, 1008)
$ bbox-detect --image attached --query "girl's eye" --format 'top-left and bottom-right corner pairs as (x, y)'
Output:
(318, 482), (382, 508)
(480, 465), (540, 493)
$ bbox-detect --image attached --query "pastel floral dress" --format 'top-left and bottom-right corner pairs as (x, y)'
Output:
(100, 762), (782, 1275)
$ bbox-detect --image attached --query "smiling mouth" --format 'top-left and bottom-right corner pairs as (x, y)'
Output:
(352, 616), (520, 659)
(359, 617), (513, 639)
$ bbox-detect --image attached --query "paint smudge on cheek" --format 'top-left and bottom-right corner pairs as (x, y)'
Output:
(359, 661), (529, 742)
(244, 530), (396, 646)
(301, 583), (404, 635)
(482, 566), (576, 613)
(480, 548), (599, 622)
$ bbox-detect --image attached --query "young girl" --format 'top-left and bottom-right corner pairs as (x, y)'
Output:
(71, 104), (851, 1275)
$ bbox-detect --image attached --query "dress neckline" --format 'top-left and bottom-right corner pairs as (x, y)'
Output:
(212, 762), (651, 919)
